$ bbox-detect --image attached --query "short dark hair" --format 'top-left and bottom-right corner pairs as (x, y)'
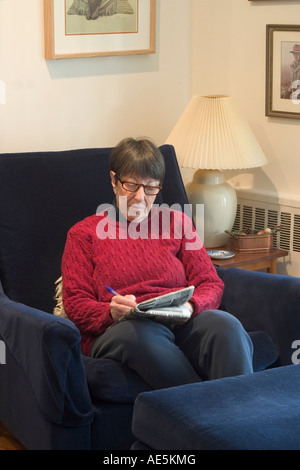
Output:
(109, 138), (165, 183)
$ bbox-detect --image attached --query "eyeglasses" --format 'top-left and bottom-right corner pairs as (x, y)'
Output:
(116, 174), (162, 196)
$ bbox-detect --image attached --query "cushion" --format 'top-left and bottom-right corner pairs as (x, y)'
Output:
(82, 355), (152, 403)
(132, 364), (300, 450)
(248, 331), (278, 371)
(53, 276), (68, 318)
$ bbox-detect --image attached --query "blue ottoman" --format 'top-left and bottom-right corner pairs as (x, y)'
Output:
(132, 364), (300, 450)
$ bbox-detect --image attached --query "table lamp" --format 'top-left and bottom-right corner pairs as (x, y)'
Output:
(166, 95), (268, 248)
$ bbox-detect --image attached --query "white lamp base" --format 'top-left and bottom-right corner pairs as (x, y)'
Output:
(186, 169), (237, 248)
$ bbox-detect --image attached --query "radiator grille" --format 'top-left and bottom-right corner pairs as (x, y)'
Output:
(235, 196), (300, 276)
(242, 206), (253, 230)
(280, 212), (291, 251)
(268, 210), (279, 246)
(235, 202), (296, 250)
(293, 215), (300, 252)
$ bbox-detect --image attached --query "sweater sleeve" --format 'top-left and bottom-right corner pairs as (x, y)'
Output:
(176, 212), (224, 315)
(61, 221), (113, 337)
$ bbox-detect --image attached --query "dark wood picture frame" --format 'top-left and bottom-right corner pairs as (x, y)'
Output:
(266, 24), (300, 119)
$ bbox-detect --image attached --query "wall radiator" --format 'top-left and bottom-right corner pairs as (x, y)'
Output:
(234, 191), (300, 277)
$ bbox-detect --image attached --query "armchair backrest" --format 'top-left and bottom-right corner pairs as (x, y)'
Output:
(0, 145), (189, 313)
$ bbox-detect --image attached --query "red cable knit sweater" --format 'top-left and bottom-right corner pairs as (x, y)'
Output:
(62, 207), (224, 355)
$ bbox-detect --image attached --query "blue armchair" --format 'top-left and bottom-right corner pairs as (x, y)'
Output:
(0, 145), (298, 450)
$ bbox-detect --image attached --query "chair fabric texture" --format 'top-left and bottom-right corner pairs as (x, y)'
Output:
(132, 364), (300, 450)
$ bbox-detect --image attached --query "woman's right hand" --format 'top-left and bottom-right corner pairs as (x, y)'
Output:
(110, 294), (137, 322)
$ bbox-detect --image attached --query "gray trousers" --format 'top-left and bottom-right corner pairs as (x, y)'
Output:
(91, 310), (253, 389)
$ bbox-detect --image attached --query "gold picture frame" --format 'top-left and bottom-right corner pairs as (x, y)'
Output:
(44, 0), (156, 59)
(266, 24), (300, 119)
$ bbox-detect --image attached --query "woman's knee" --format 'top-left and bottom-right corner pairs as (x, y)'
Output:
(196, 309), (241, 330)
(192, 310), (252, 346)
(206, 311), (253, 356)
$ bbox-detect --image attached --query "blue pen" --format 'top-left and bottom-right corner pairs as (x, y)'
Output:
(104, 285), (120, 296)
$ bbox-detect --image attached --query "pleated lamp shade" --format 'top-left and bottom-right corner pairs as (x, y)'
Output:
(166, 95), (267, 170)
(166, 95), (268, 248)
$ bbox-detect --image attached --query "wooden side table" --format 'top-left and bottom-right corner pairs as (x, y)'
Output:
(209, 248), (288, 274)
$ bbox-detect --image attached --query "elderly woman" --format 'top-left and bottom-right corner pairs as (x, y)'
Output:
(61, 137), (253, 389)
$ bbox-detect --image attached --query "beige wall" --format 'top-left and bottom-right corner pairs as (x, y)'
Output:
(0, 0), (191, 152)
(187, 0), (300, 203)
(1, 0), (300, 204)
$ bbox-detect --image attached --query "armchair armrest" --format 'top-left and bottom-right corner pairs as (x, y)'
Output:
(216, 267), (300, 366)
(0, 287), (94, 426)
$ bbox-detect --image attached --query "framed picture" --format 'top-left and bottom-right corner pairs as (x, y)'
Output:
(44, 0), (156, 59)
(266, 24), (300, 119)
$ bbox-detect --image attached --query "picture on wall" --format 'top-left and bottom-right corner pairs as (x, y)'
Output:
(65, 0), (138, 36)
(266, 24), (300, 119)
(44, 0), (156, 59)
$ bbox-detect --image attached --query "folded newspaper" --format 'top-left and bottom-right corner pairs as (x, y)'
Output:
(117, 286), (195, 325)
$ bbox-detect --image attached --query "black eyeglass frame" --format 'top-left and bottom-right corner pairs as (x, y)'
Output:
(115, 174), (162, 196)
